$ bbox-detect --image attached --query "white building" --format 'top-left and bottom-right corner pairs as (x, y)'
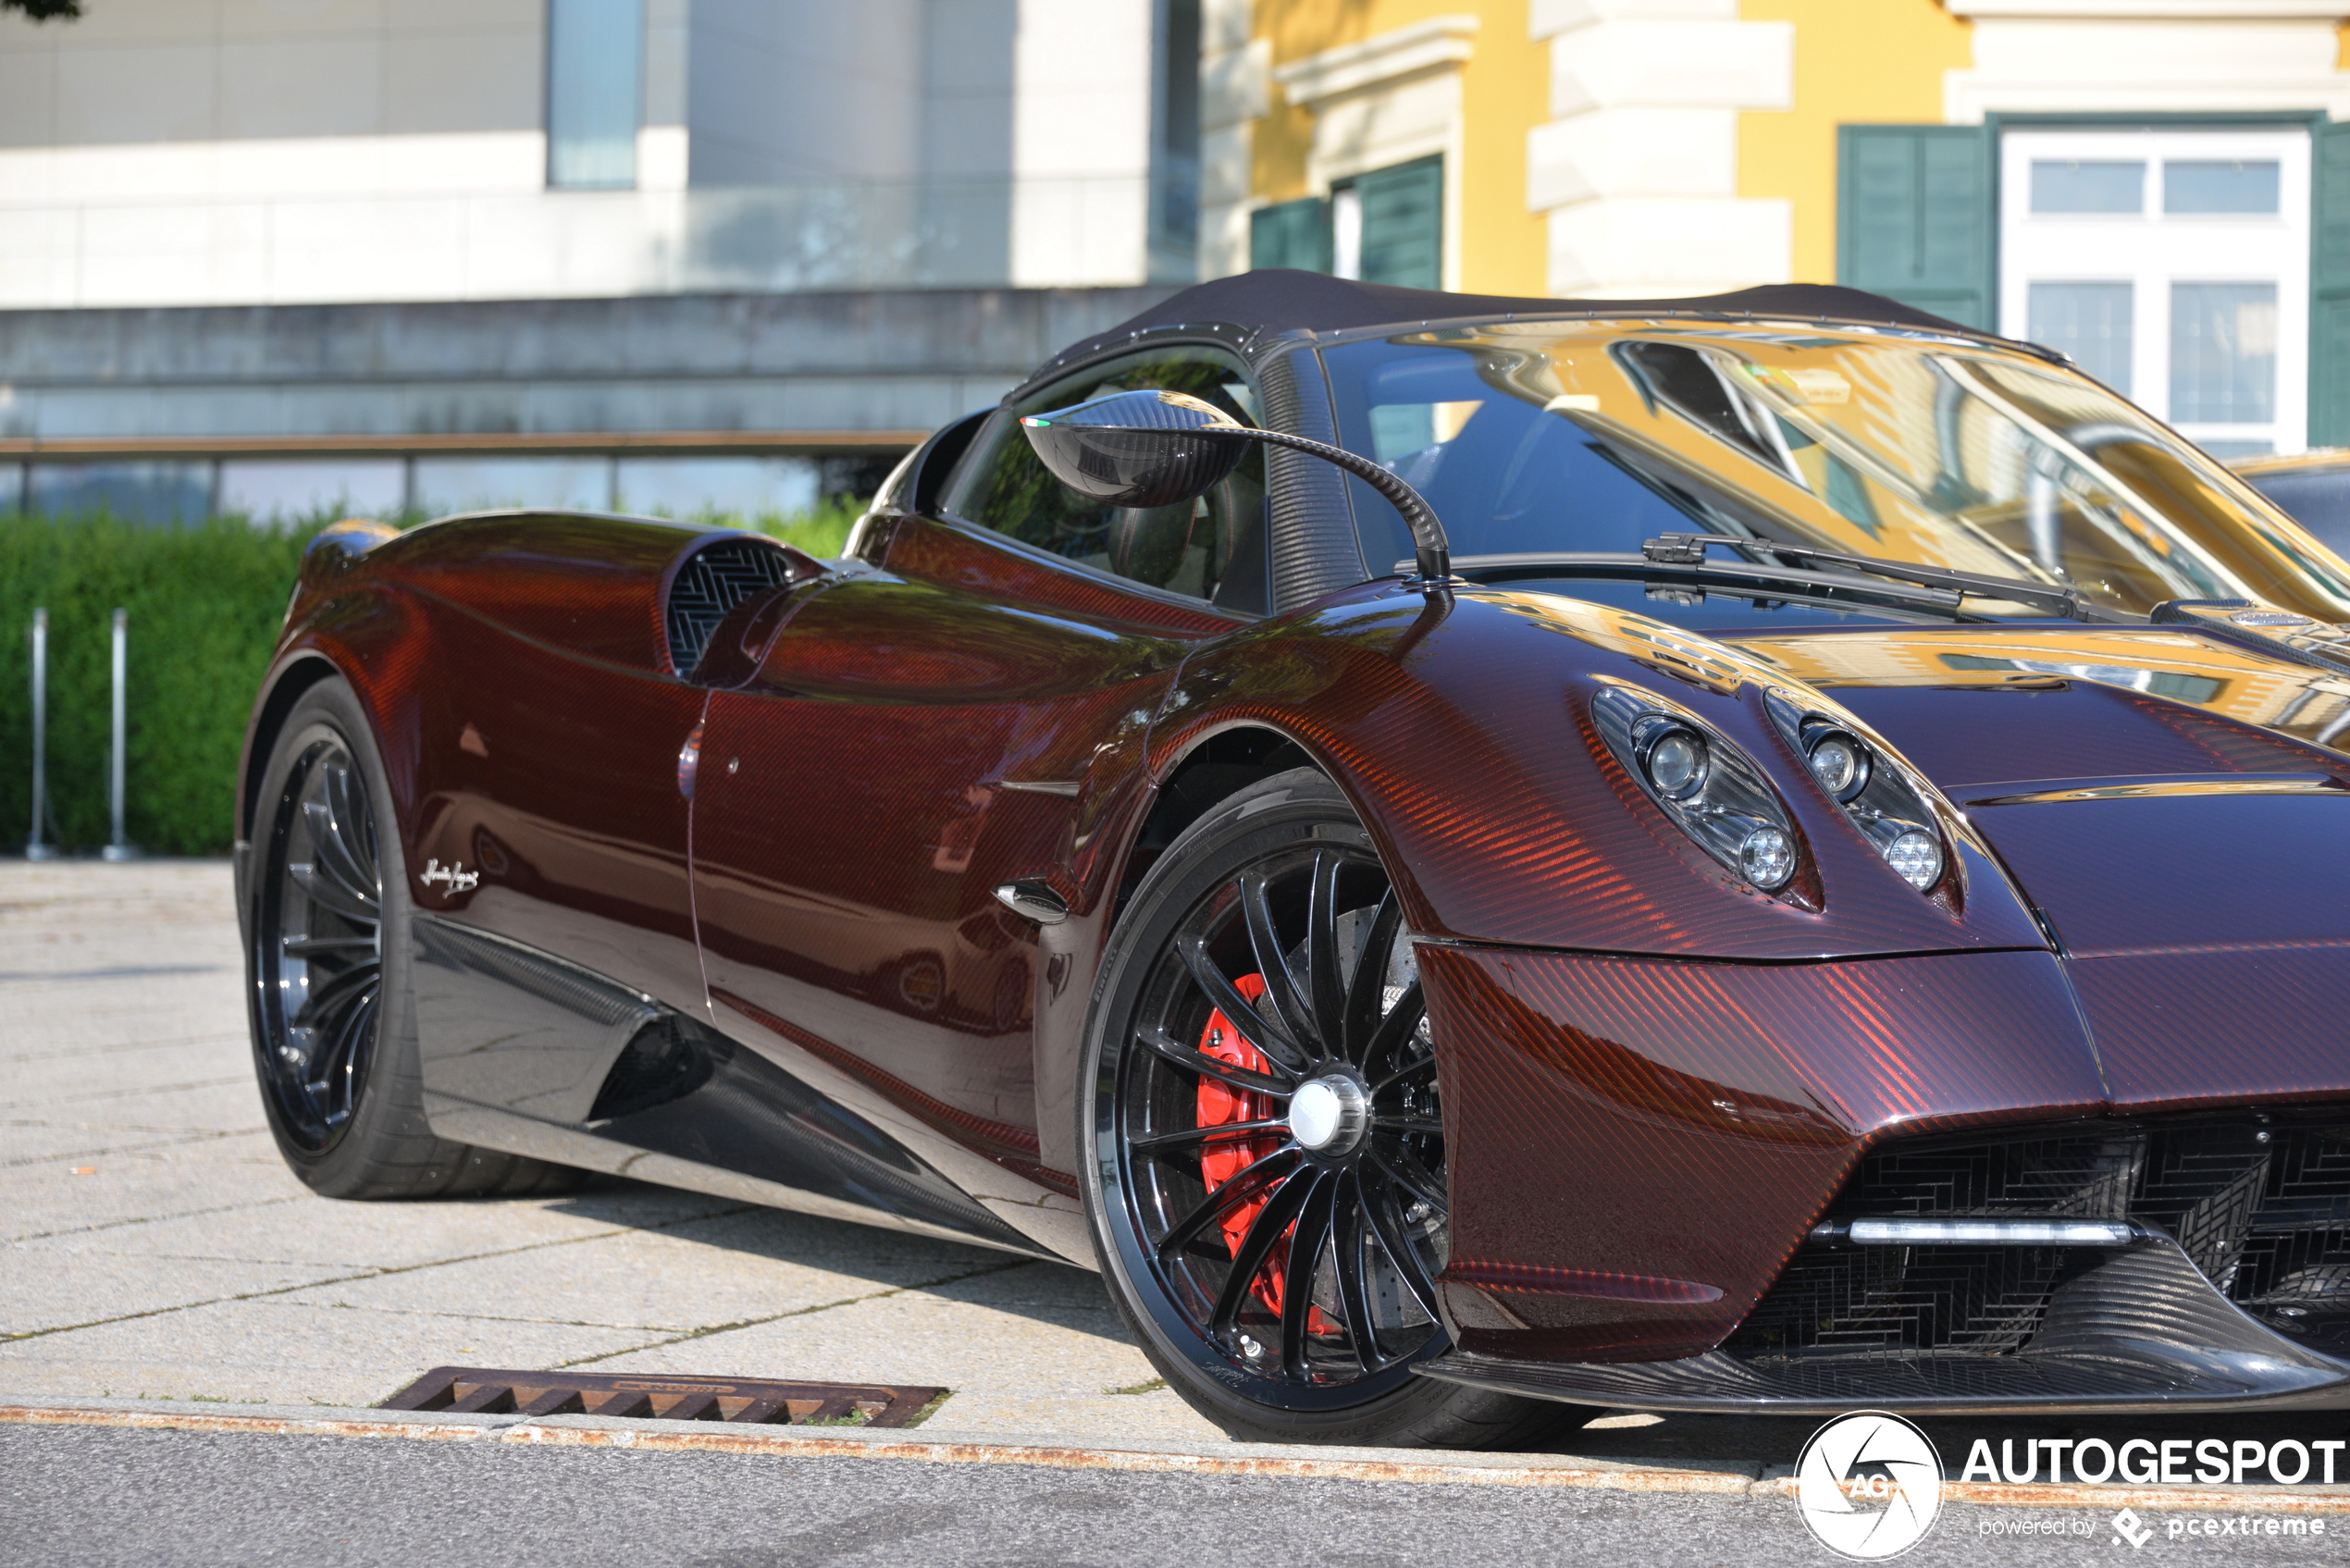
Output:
(0, 1), (1205, 521)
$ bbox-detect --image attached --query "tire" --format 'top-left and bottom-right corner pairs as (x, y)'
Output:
(245, 677), (579, 1199)
(1078, 767), (1599, 1448)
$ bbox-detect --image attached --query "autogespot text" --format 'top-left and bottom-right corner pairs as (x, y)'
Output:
(1959, 1437), (2346, 1487)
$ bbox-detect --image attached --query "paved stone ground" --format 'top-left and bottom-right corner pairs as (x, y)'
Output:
(0, 861), (1218, 1439)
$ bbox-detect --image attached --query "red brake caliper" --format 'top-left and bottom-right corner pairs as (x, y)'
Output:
(1196, 975), (1330, 1329)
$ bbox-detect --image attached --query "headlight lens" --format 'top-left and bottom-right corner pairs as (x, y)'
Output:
(1740, 827), (1795, 889)
(1642, 728), (1708, 799)
(1768, 693), (1951, 896)
(1804, 730), (1868, 800)
(1885, 830), (1942, 890)
(1591, 686), (1806, 895)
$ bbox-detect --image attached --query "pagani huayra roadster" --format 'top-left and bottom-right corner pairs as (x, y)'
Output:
(240, 272), (2350, 1447)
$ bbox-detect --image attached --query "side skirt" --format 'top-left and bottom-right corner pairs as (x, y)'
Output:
(412, 914), (1055, 1259)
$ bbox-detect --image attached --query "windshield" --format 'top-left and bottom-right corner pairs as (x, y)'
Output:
(1322, 322), (2350, 626)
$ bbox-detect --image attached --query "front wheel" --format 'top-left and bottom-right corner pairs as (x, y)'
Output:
(1079, 768), (1595, 1448)
(247, 677), (577, 1199)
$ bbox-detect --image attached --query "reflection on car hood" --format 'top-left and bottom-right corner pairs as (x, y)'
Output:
(1729, 623), (2350, 1107)
(1727, 623), (2350, 784)
(1734, 621), (2350, 945)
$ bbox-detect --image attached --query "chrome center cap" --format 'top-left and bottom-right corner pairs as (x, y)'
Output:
(1288, 1074), (1369, 1154)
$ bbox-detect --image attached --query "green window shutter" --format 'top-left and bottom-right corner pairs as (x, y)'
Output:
(2310, 120), (2350, 446)
(1250, 196), (1331, 272)
(1354, 155), (1443, 290)
(1837, 124), (1994, 329)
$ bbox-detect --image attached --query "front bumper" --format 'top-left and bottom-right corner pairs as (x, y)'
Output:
(1417, 942), (2350, 1410)
(1426, 1205), (2350, 1414)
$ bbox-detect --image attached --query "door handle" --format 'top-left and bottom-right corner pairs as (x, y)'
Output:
(992, 881), (1070, 925)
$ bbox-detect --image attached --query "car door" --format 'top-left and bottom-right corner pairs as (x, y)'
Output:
(401, 521), (770, 1128)
(690, 345), (1268, 1187)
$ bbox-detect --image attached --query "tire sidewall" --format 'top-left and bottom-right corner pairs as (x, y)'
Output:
(1075, 768), (1477, 1443)
(246, 677), (427, 1190)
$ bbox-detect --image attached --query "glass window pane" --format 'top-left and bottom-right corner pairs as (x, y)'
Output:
(414, 457), (611, 514)
(29, 462), (211, 525)
(1330, 186), (1363, 281)
(2028, 280), (2134, 394)
(2171, 282), (2278, 425)
(957, 347), (1263, 602)
(2, 463), (22, 514)
(218, 459), (405, 523)
(2163, 160), (2281, 216)
(2030, 160), (2144, 214)
(614, 457), (820, 521)
(548, 0), (643, 190)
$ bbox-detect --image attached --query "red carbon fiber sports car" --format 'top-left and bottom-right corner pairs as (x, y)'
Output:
(239, 272), (2350, 1448)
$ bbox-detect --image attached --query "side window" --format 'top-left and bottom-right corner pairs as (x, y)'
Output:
(947, 348), (1267, 606)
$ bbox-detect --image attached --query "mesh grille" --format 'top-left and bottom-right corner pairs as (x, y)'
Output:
(664, 538), (795, 674)
(1733, 1244), (2076, 1358)
(1729, 1117), (2350, 1364)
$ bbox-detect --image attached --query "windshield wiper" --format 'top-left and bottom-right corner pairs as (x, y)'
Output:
(1430, 550), (1975, 618)
(1639, 534), (2130, 623)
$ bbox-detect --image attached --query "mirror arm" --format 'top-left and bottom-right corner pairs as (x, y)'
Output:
(1245, 429), (1452, 586)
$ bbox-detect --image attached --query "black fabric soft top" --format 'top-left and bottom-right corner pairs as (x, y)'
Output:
(1041, 270), (1973, 379)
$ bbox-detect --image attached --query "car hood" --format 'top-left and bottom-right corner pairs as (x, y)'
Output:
(1732, 623), (2350, 1109)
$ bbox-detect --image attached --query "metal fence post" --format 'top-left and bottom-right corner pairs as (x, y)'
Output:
(26, 608), (57, 861)
(102, 607), (138, 862)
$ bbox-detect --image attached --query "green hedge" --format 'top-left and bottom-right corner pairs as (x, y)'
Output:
(2, 513), (318, 857)
(1, 500), (868, 858)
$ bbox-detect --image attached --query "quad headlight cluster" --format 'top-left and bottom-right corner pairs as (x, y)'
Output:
(1766, 692), (1948, 893)
(1590, 681), (1955, 898)
(1591, 685), (1802, 892)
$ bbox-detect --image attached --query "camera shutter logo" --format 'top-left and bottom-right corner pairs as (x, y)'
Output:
(1795, 1411), (1945, 1559)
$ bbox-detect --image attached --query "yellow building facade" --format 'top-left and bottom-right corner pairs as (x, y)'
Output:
(1204, 2), (2350, 452)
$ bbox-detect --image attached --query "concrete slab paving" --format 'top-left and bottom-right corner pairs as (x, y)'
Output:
(0, 861), (1220, 1439)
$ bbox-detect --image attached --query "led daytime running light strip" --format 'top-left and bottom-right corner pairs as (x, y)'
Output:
(1812, 1218), (2140, 1247)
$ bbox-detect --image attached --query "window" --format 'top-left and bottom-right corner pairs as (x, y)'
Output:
(1155, 0), (1202, 260)
(547, 0), (644, 191)
(219, 460), (405, 524)
(28, 463), (211, 525)
(947, 349), (1267, 610)
(1333, 157), (1441, 289)
(2000, 129), (2308, 457)
(1246, 156), (1442, 290)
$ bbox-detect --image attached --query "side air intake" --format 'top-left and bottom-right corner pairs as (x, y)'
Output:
(663, 537), (798, 674)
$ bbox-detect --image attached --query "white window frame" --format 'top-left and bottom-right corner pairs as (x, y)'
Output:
(1998, 127), (2310, 455)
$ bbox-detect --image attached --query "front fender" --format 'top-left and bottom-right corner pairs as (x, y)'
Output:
(1146, 583), (2045, 960)
(1143, 583), (2086, 1359)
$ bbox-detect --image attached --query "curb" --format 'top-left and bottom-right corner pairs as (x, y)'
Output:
(6, 1397), (2350, 1511)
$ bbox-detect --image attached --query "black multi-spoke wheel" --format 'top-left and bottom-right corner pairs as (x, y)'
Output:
(254, 733), (383, 1149)
(1082, 768), (1592, 1447)
(246, 679), (578, 1199)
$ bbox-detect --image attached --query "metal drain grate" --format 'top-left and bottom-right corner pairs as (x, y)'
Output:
(382, 1366), (946, 1427)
